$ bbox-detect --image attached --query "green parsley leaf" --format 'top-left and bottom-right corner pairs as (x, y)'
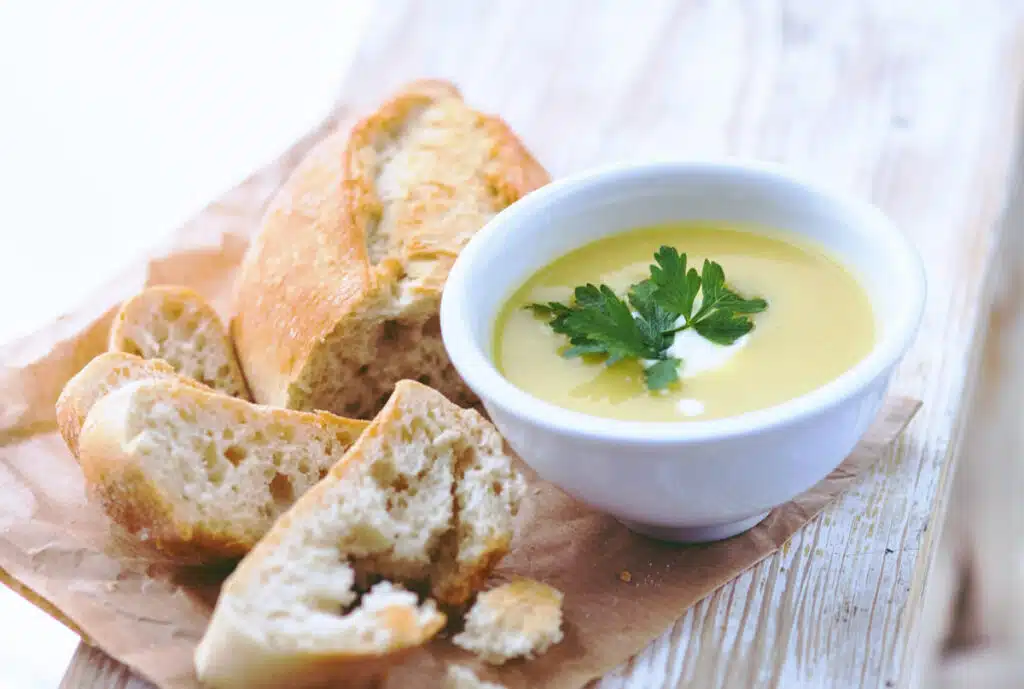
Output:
(668, 259), (764, 345)
(564, 285), (659, 360)
(696, 259), (726, 313)
(648, 246), (702, 319)
(644, 358), (681, 390)
(526, 302), (573, 335)
(628, 279), (676, 353)
(525, 302), (557, 316)
(527, 284), (661, 366)
(717, 288), (768, 314)
(561, 342), (608, 358)
(693, 310), (755, 345)
(572, 284), (606, 309)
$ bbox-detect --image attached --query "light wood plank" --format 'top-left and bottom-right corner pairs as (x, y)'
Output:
(60, 645), (152, 689)
(924, 140), (1024, 688)
(62, 1), (1024, 687)
(334, 2), (1024, 688)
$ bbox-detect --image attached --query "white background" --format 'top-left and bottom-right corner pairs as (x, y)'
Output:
(0, 3), (373, 686)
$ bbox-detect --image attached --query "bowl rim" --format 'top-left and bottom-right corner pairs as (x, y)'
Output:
(440, 159), (926, 445)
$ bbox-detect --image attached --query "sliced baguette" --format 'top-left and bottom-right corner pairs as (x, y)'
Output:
(453, 578), (564, 664)
(56, 351), (211, 458)
(110, 285), (251, 399)
(77, 379), (367, 561)
(195, 380), (524, 688)
(232, 80), (548, 419)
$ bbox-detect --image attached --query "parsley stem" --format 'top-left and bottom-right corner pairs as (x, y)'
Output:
(661, 297), (721, 336)
(661, 321), (692, 336)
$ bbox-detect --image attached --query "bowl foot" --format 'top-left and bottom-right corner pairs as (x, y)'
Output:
(619, 511), (770, 543)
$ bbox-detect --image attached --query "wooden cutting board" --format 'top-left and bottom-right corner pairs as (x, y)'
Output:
(60, 1), (1024, 687)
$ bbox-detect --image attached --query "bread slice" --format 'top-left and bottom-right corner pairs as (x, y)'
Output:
(453, 579), (564, 664)
(194, 380), (524, 688)
(197, 578), (443, 689)
(77, 379), (368, 561)
(110, 285), (251, 399)
(444, 665), (506, 689)
(56, 351), (211, 458)
(231, 80), (549, 419)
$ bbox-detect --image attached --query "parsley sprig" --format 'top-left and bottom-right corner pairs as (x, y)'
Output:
(526, 246), (767, 391)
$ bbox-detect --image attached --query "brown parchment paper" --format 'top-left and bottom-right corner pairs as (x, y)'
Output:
(0, 103), (920, 689)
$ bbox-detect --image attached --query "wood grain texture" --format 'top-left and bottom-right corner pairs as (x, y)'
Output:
(61, 1), (1024, 688)
(924, 145), (1024, 689)
(61, 645), (151, 689)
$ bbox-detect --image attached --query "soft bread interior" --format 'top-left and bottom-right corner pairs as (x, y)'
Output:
(294, 309), (475, 419)
(196, 579), (443, 689)
(111, 286), (250, 398)
(56, 351), (210, 458)
(220, 380), (523, 613)
(337, 379), (525, 605)
(453, 579), (565, 664)
(443, 665), (506, 689)
(196, 381), (524, 687)
(78, 380), (366, 557)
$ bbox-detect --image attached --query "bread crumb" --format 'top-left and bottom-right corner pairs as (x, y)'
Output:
(444, 665), (505, 689)
(453, 578), (564, 664)
(619, 570), (632, 583)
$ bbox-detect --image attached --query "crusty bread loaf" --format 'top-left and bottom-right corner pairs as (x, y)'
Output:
(453, 579), (564, 664)
(231, 80), (548, 419)
(443, 665), (506, 689)
(56, 351), (211, 458)
(109, 285), (251, 399)
(77, 379), (367, 561)
(194, 380), (524, 688)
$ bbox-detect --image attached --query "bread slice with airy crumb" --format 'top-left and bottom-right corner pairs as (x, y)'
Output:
(110, 285), (251, 399)
(337, 380), (526, 606)
(453, 579), (564, 664)
(56, 351), (212, 458)
(194, 380), (524, 688)
(443, 665), (506, 689)
(77, 379), (367, 562)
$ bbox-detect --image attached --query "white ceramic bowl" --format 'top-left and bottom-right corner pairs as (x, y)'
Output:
(440, 161), (925, 542)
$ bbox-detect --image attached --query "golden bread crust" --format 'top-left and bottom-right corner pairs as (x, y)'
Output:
(55, 351), (210, 458)
(231, 80), (548, 417)
(230, 126), (365, 407)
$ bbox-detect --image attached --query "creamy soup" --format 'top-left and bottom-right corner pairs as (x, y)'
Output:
(493, 223), (875, 422)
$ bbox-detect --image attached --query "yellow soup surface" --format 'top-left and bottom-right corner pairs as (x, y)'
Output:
(493, 223), (876, 422)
